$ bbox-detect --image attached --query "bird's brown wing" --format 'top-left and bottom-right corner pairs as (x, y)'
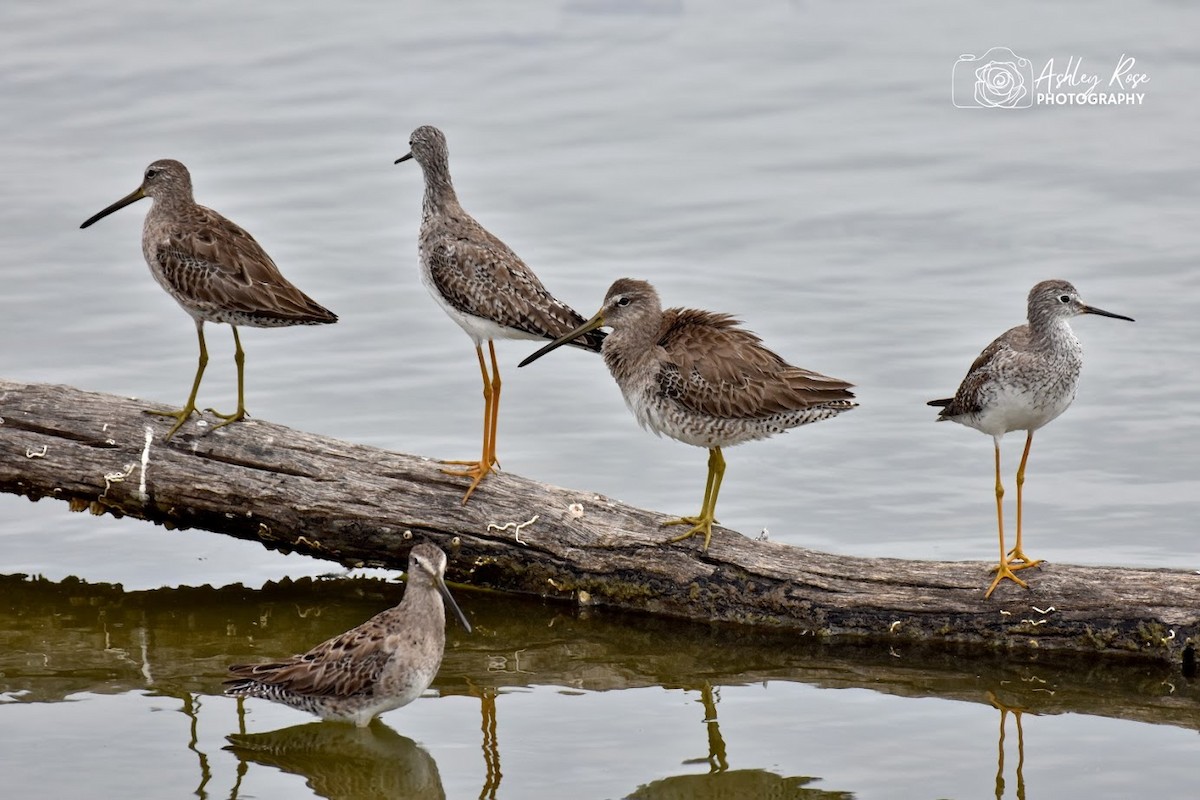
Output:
(153, 205), (336, 324)
(225, 621), (392, 698)
(933, 324), (1030, 417)
(656, 308), (855, 420)
(424, 219), (603, 350)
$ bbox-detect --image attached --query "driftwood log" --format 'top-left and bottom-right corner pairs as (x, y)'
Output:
(1, 378), (1197, 667)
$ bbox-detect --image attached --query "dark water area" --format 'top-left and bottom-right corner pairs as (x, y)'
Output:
(2, 574), (1197, 798)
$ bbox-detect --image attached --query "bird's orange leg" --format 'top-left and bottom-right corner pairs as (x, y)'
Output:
(442, 343), (496, 503)
(485, 340), (502, 471)
(986, 438), (1027, 598)
(1007, 431), (1042, 570)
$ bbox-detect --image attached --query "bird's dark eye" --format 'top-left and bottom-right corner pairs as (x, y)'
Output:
(1058, 294), (1071, 303)
(145, 168), (159, 179)
(616, 296), (631, 307)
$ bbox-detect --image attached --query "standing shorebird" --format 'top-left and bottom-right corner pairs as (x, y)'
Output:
(224, 542), (472, 727)
(929, 279), (1133, 598)
(519, 278), (857, 552)
(80, 159), (337, 440)
(395, 126), (604, 503)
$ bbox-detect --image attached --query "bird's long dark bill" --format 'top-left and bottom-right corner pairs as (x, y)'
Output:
(518, 312), (605, 368)
(437, 576), (472, 633)
(80, 186), (146, 229)
(394, 152), (413, 164)
(1082, 304), (1135, 322)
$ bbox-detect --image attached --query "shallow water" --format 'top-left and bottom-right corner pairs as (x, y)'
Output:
(2, 0), (1198, 797)
(3, 575), (1198, 799)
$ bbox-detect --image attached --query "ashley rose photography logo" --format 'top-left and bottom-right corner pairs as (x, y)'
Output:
(952, 47), (1149, 108)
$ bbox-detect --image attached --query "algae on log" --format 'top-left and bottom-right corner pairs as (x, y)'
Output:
(1, 378), (1197, 666)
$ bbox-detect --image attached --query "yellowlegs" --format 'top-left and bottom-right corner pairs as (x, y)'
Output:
(519, 278), (856, 551)
(395, 126), (604, 503)
(224, 542), (472, 727)
(929, 279), (1133, 598)
(80, 159), (336, 440)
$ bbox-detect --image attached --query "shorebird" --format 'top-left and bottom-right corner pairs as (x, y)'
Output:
(224, 542), (472, 727)
(395, 125), (604, 503)
(928, 279), (1133, 598)
(519, 278), (857, 551)
(80, 159), (337, 440)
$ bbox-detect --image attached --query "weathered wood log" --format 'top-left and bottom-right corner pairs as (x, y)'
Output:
(2, 379), (1198, 666)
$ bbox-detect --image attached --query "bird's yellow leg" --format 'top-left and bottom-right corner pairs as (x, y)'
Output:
(986, 439), (1027, 598)
(442, 343), (496, 503)
(1006, 431), (1042, 570)
(663, 450), (717, 537)
(665, 447), (725, 552)
(147, 319), (207, 440)
(207, 326), (249, 429)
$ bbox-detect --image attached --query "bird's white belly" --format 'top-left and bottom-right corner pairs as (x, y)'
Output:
(627, 391), (686, 442)
(968, 382), (1075, 437)
(339, 658), (437, 727)
(625, 387), (753, 449)
(418, 256), (542, 346)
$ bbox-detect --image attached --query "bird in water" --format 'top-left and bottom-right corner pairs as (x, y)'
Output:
(224, 542), (472, 727)
(520, 278), (857, 552)
(395, 126), (604, 503)
(80, 159), (337, 440)
(928, 279), (1133, 598)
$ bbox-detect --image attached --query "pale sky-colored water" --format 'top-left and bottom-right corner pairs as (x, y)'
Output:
(2, 1), (1198, 797)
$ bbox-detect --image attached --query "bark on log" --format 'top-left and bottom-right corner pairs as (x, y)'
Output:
(2, 379), (1198, 666)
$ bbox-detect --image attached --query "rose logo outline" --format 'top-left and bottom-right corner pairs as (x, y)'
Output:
(974, 61), (1028, 108)
(952, 47), (1034, 109)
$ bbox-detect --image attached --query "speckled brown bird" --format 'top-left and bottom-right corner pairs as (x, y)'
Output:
(224, 542), (471, 727)
(395, 126), (604, 503)
(80, 159), (336, 440)
(520, 278), (857, 552)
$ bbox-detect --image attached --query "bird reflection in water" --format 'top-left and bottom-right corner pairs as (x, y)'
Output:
(682, 684), (728, 774)
(224, 719), (445, 800)
(626, 684), (854, 799)
(475, 685), (501, 800)
(988, 692), (1029, 800)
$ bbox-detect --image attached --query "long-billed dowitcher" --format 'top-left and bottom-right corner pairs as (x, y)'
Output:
(928, 279), (1133, 598)
(224, 542), (472, 727)
(395, 126), (604, 503)
(519, 278), (857, 552)
(80, 159), (337, 440)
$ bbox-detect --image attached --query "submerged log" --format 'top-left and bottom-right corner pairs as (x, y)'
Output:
(5, 573), (1199, 729)
(1, 378), (1197, 666)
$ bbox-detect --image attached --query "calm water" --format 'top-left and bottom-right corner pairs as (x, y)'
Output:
(2, 0), (1198, 797)
(3, 575), (1198, 800)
